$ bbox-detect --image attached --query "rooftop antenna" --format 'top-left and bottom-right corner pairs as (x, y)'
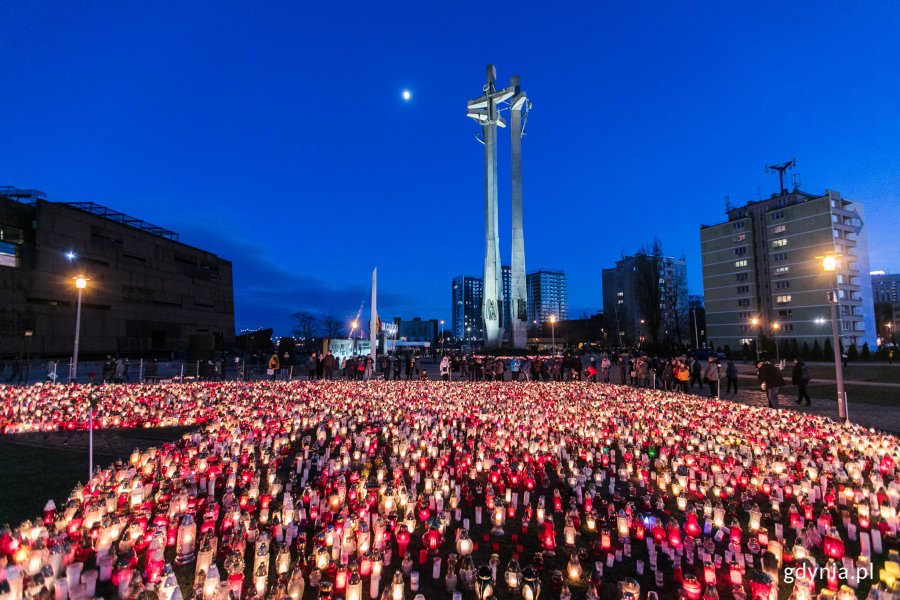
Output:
(791, 172), (801, 191)
(725, 195), (732, 214)
(766, 158), (796, 196)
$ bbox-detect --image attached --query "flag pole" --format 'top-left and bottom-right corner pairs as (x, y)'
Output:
(370, 268), (377, 372)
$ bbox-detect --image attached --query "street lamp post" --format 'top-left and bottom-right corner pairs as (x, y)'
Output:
(70, 276), (88, 383)
(549, 315), (557, 354)
(771, 322), (780, 362)
(23, 329), (33, 386)
(750, 317), (761, 361)
(823, 256), (849, 423)
(440, 320), (445, 355)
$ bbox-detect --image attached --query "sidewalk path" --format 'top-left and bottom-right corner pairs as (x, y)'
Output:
(706, 385), (900, 435)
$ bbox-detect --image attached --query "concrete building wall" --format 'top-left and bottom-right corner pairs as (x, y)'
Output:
(0, 195), (234, 358)
(701, 189), (873, 352)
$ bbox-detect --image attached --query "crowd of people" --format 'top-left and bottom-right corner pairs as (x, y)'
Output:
(0, 379), (896, 599)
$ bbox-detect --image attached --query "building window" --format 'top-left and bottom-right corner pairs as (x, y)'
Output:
(776, 295), (792, 304)
(736, 273), (748, 282)
(774, 266), (789, 276)
(734, 247), (747, 256)
(739, 311), (753, 319)
(773, 252), (788, 261)
(739, 325), (751, 333)
(778, 309), (793, 317)
(735, 259), (748, 268)
(772, 239), (788, 248)
(737, 298), (750, 307)
(0, 241), (17, 268)
(732, 221), (745, 230)
(739, 338), (753, 346)
(772, 225), (786, 234)
(770, 210), (784, 220)
(781, 324), (794, 332)
(736, 285), (750, 294)
(775, 280), (790, 289)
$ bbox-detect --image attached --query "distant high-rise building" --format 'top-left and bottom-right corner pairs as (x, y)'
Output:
(872, 272), (900, 303)
(601, 255), (688, 346)
(452, 275), (484, 341)
(700, 188), (875, 352)
(527, 269), (567, 326)
(395, 317), (438, 343)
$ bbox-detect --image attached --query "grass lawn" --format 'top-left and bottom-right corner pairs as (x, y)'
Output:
(807, 363), (900, 384)
(805, 383), (900, 407)
(0, 426), (193, 526)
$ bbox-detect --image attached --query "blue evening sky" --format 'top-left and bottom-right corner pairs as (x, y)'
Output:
(2, 2), (898, 335)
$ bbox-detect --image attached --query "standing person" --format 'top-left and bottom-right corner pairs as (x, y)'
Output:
(493, 358), (505, 382)
(440, 355), (451, 381)
(364, 356), (374, 380)
(281, 351), (292, 381)
(474, 356), (484, 381)
(618, 356), (627, 385)
(306, 353), (317, 380)
(757, 359), (785, 409)
(791, 358), (812, 405)
(405, 353), (414, 380)
(323, 352), (335, 380)
(703, 356), (720, 398)
(316, 353), (325, 380)
(676, 360), (691, 393)
(380, 354), (390, 380)
(690, 358), (702, 390)
(392, 354), (401, 380)
(267, 353), (280, 381)
(725, 360), (738, 394)
(600, 355), (611, 383)
(510, 357), (520, 381)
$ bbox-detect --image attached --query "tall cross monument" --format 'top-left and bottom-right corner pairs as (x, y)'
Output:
(467, 65), (530, 348)
(467, 65), (513, 348)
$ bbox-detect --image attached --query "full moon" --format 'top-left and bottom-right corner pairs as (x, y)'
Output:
(402, 89), (412, 101)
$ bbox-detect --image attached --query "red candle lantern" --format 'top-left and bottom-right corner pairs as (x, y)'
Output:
(684, 513), (702, 538)
(335, 564), (348, 591)
(423, 528), (442, 555)
(703, 561), (716, 585)
(823, 527), (844, 559)
(748, 570), (774, 598)
(541, 521), (556, 554)
(395, 525), (411, 558)
(682, 574), (702, 600)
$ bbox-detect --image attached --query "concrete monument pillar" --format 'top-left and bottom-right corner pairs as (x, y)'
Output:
(509, 76), (529, 348)
(467, 65), (513, 348)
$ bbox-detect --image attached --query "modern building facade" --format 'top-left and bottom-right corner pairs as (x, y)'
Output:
(872, 272), (900, 304)
(395, 317), (438, 343)
(700, 189), (875, 353)
(451, 275), (484, 341)
(526, 269), (568, 327)
(0, 187), (235, 358)
(601, 255), (688, 346)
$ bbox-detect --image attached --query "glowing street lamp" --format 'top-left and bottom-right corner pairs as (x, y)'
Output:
(70, 276), (88, 383)
(822, 255), (849, 423)
(549, 315), (557, 353)
(771, 322), (780, 362)
(750, 317), (761, 361)
(351, 320), (359, 340)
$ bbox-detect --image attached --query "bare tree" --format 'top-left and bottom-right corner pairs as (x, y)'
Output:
(291, 311), (320, 346)
(321, 314), (342, 338)
(665, 260), (690, 346)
